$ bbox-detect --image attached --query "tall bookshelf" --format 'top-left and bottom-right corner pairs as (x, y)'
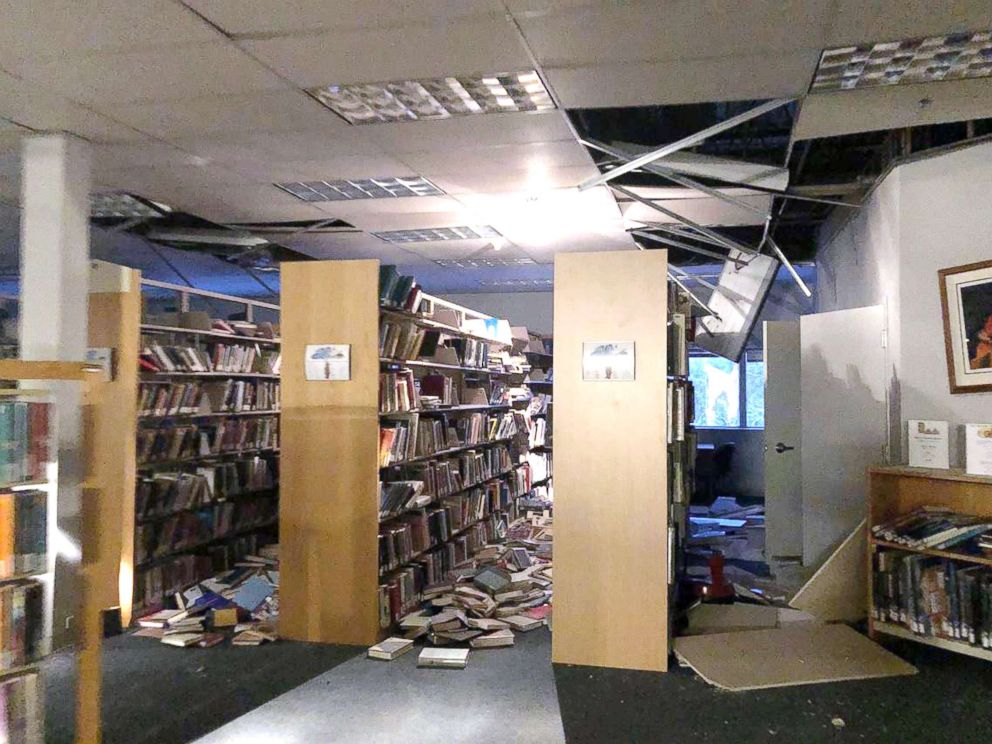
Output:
(522, 332), (553, 503)
(128, 279), (281, 620)
(280, 260), (536, 645)
(667, 284), (695, 598)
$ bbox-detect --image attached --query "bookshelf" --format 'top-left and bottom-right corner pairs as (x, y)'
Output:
(126, 278), (282, 621)
(868, 465), (992, 661)
(552, 250), (670, 672)
(521, 331), (553, 503)
(280, 260), (536, 645)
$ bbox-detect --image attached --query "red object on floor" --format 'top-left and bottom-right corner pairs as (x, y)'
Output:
(702, 553), (734, 602)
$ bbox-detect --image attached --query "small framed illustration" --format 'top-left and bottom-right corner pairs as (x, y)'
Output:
(305, 344), (350, 381)
(582, 341), (635, 381)
(939, 259), (992, 394)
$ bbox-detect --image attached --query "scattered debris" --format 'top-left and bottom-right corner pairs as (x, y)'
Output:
(832, 717), (846, 729)
(133, 544), (280, 649)
(372, 512), (552, 667)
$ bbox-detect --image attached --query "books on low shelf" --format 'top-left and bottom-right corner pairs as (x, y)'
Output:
(0, 581), (43, 672)
(0, 490), (47, 579)
(136, 418), (279, 465)
(138, 379), (280, 417)
(0, 671), (43, 742)
(0, 400), (50, 487)
(140, 340), (281, 375)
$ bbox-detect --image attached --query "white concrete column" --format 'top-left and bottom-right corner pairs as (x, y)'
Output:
(19, 133), (91, 650)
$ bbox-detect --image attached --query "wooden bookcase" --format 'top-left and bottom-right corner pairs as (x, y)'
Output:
(868, 465), (992, 662)
(552, 250), (670, 672)
(279, 259), (535, 645)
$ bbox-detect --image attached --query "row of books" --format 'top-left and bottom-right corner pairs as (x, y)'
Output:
(667, 379), (693, 444)
(527, 452), (552, 484)
(380, 370), (419, 413)
(527, 394), (551, 416)
(138, 380), (280, 417)
(132, 533), (271, 615)
(874, 549), (992, 647)
(872, 507), (992, 551)
(135, 464), (277, 523)
(529, 417), (549, 449)
(140, 341), (281, 375)
(379, 265), (423, 313)
(378, 514), (509, 626)
(0, 490), (46, 579)
(378, 412), (518, 466)
(0, 581), (43, 672)
(0, 671), (42, 742)
(379, 462), (531, 521)
(400, 445), (514, 501)
(0, 401), (50, 487)
(379, 320), (438, 362)
(135, 498), (277, 565)
(136, 418), (279, 464)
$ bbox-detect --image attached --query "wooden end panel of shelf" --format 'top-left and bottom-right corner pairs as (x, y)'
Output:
(280, 260), (380, 646)
(552, 251), (669, 672)
(86, 274), (142, 621)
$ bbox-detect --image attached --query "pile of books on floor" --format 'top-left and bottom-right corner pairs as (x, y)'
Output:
(133, 544), (280, 649)
(369, 512), (553, 669)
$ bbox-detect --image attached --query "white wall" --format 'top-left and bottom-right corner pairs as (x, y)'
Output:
(441, 291), (553, 334)
(816, 141), (992, 467)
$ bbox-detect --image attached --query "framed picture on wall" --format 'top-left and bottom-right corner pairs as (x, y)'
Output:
(939, 259), (992, 394)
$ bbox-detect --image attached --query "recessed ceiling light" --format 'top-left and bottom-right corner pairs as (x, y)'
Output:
(373, 226), (501, 243)
(434, 257), (536, 268)
(310, 71), (555, 125)
(91, 192), (168, 219)
(811, 30), (992, 91)
(275, 176), (443, 202)
(479, 278), (553, 287)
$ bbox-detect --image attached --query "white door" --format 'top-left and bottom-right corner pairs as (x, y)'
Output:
(763, 321), (802, 560)
(800, 305), (886, 567)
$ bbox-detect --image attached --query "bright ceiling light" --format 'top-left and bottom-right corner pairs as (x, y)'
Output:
(812, 30), (992, 91)
(372, 225), (501, 243)
(310, 71), (556, 125)
(275, 177), (443, 202)
(434, 257), (536, 268)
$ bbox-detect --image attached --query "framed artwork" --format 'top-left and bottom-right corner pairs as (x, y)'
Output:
(939, 259), (992, 394)
(305, 344), (350, 381)
(582, 341), (635, 381)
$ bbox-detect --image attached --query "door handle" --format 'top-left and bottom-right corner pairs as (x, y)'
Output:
(775, 442), (795, 454)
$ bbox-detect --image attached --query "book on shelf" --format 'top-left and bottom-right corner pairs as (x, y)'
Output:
(873, 547), (992, 647)
(0, 400), (50, 487)
(0, 671), (43, 742)
(138, 380), (280, 417)
(379, 370), (419, 413)
(379, 266), (424, 313)
(136, 417), (279, 464)
(0, 581), (43, 672)
(872, 507), (992, 551)
(0, 489), (46, 579)
(140, 341), (281, 375)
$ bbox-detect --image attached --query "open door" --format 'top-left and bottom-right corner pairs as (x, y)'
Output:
(800, 306), (886, 567)
(763, 321), (802, 560)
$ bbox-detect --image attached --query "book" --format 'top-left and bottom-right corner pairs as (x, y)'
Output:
(368, 637), (414, 661)
(502, 615), (543, 632)
(417, 647), (469, 669)
(161, 633), (203, 647)
(137, 609), (185, 629)
(470, 629), (515, 648)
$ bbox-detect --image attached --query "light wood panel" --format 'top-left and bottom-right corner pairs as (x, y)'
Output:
(86, 276), (141, 618)
(279, 259), (381, 645)
(552, 250), (669, 671)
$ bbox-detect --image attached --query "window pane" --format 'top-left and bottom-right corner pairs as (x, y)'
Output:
(745, 357), (765, 428)
(688, 356), (740, 427)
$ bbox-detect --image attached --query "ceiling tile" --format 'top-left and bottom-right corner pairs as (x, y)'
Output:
(619, 191), (772, 227)
(825, 1), (992, 47)
(311, 195), (466, 220)
(0, 1), (217, 63)
(8, 43), (290, 105)
(515, 0), (831, 67)
(390, 238), (516, 262)
(240, 18), (532, 88)
(398, 141), (593, 175)
(169, 128), (385, 165)
(427, 164), (599, 195)
(185, 0), (500, 35)
(337, 210), (474, 232)
(99, 90), (340, 139)
(221, 154), (422, 183)
(794, 77), (992, 140)
(546, 52), (820, 107)
(279, 231), (436, 264)
(365, 110), (576, 153)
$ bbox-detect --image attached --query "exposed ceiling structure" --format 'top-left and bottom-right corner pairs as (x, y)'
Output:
(0, 1), (990, 294)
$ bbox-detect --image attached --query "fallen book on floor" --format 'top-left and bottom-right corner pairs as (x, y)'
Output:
(418, 647), (469, 669)
(198, 632), (226, 648)
(470, 629), (515, 648)
(503, 615), (543, 631)
(137, 609), (186, 628)
(161, 633), (204, 648)
(368, 637), (415, 661)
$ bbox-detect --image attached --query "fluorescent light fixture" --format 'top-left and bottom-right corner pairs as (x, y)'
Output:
(310, 71), (555, 125)
(91, 192), (167, 219)
(373, 226), (501, 243)
(812, 30), (992, 91)
(275, 176), (443, 202)
(434, 257), (536, 268)
(479, 278), (553, 287)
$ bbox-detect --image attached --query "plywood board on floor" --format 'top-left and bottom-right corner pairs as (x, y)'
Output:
(673, 624), (916, 691)
(685, 603), (779, 635)
(790, 520), (867, 622)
